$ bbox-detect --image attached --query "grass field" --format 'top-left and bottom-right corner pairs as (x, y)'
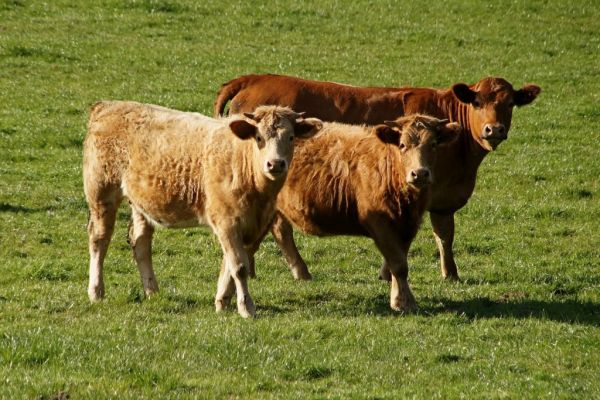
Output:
(1, 0), (599, 398)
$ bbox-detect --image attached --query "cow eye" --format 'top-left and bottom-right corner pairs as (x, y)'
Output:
(472, 100), (481, 108)
(289, 135), (294, 142)
(399, 143), (406, 150)
(255, 135), (262, 142)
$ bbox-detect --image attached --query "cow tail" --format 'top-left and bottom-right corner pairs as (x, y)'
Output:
(213, 76), (251, 117)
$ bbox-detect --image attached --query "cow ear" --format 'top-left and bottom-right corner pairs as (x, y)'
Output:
(374, 124), (400, 146)
(514, 84), (541, 107)
(229, 119), (256, 140)
(436, 122), (461, 145)
(452, 83), (477, 104)
(294, 117), (323, 138)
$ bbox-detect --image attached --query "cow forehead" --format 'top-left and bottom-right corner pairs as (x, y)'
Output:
(262, 115), (290, 130)
(403, 124), (436, 144)
(256, 114), (295, 140)
(474, 77), (514, 99)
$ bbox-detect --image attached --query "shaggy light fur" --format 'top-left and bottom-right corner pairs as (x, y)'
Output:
(83, 101), (321, 318)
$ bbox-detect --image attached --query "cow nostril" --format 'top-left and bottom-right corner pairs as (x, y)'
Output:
(484, 125), (493, 135)
(267, 160), (286, 172)
(422, 169), (430, 178)
(498, 125), (506, 135)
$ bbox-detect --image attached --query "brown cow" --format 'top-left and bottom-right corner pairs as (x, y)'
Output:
(272, 114), (461, 311)
(83, 101), (322, 317)
(214, 74), (541, 281)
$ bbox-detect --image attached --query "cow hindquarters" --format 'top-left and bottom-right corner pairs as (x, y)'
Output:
(129, 207), (159, 296)
(271, 213), (312, 280)
(213, 224), (255, 318)
(430, 211), (460, 281)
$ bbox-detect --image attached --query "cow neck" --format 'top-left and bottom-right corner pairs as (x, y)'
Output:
(437, 90), (490, 171)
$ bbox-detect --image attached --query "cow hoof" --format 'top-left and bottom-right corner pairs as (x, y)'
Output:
(391, 293), (418, 313)
(142, 278), (159, 296)
(215, 297), (232, 312)
(144, 288), (159, 298)
(237, 296), (256, 318)
(88, 285), (105, 303)
(391, 301), (419, 314)
(292, 269), (312, 281)
(443, 274), (461, 283)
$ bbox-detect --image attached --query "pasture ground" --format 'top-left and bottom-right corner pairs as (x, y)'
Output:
(1, 1), (599, 398)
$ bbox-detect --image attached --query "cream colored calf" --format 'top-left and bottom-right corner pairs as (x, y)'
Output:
(83, 101), (322, 317)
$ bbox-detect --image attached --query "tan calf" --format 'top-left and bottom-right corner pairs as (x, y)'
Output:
(83, 101), (321, 317)
(270, 115), (461, 311)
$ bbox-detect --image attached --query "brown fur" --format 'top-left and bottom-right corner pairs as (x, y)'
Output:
(215, 74), (541, 280)
(274, 114), (461, 311)
(83, 101), (321, 317)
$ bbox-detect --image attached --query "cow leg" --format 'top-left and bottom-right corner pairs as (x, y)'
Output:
(128, 207), (159, 296)
(368, 225), (417, 312)
(271, 213), (312, 280)
(379, 261), (392, 282)
(385, 251), (418, 313)
(245, 223), (270, 279)
(430, 211), (460, 281)
(87, 199), (120, 302)
(215, 258), (235, 311)
(213, 225), (255, 318)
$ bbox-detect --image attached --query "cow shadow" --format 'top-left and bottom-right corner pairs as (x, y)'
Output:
(263, 290), (600, 326)
(365, 295), (600, 326)
(0, 202), (52, 214)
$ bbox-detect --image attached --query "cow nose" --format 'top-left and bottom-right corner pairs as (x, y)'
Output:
(482, 123), (507, 140)
(409, 168), (431, 186)
(266, 159), (287, 174)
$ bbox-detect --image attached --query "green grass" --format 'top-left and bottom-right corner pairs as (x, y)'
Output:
(1, 0), (599, 398)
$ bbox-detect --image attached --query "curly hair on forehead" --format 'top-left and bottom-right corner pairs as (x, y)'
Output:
(249, 105), (303, 122)
(393, 113), (446, 132)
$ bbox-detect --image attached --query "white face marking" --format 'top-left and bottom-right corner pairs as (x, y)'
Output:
(257, 117), (295, 181)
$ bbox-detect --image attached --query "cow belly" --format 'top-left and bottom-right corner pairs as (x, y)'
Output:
(122, 178), (204, 228)
(140, 210), (200, 229)
(429, 184), (473, 213)
(283, 208), (367, 237)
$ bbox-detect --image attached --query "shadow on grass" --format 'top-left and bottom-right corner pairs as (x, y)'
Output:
(263, 291), (600, 326)
(0, 202), (51, 213)
(424, 297), (600, 327)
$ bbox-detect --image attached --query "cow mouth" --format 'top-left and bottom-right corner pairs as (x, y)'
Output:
(263, 169), (287, 181)
(482, 137), (505, 150)
(408, 178), (432, 189)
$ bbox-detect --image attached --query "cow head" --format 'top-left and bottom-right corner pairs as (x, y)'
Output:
(375, 114), (461, 188)
(451, 77), (541, 151)
(229, 106), (322, 181)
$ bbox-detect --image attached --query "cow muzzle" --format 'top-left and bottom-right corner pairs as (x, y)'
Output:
(407, 168), (432, 188)
(264, 159), (288, 177)
(481, 123), (507, 149)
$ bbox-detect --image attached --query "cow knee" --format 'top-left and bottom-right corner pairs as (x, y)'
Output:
(229, 263), (249, 280)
